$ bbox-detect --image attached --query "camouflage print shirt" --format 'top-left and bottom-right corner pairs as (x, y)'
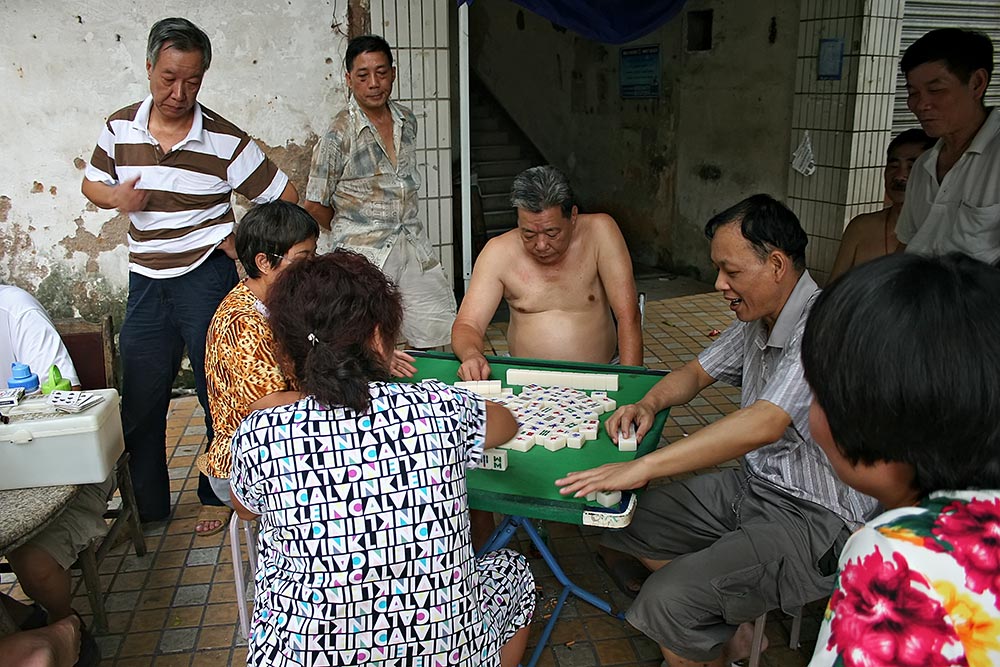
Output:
(305, 96), (430, 269)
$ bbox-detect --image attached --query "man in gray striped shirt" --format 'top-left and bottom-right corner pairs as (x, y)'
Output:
(558, 195), (876, 667)
(81, 18), (297, 529)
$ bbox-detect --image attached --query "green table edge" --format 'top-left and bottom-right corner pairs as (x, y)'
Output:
(407, 351), (671, 523)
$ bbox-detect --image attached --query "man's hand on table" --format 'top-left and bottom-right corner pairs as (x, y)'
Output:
(605, 401), (657, 444)
(555, 459), (649, 498)
(555, 400), (659, 498)
(457, 354), (492, 381)
(390, 350), (417, 378)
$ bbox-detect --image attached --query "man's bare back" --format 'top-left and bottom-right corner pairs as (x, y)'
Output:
(452, 205), (641, 381)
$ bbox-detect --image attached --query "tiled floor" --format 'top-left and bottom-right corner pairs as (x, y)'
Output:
(2, 291), (823, 667)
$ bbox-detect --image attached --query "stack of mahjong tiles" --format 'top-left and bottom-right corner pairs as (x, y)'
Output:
(493, 383), (630, 452)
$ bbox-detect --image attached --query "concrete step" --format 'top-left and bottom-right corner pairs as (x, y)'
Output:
(470, 104), (494, 119)
(471, 130), (511, 146)
(470, 116), (501, 133)
(484, 209), (518, 231)
(477, 175), (515, 196)
(481, 193), (512, 211)
(475, 158), (537, 179)
(472, 144), (525, 162)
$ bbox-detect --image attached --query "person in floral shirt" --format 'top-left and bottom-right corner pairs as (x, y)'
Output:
(801, 252), (1000, 667)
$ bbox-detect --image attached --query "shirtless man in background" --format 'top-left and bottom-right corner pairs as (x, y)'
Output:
(452, 165), (642, 381)
(829, 128), (934, 281)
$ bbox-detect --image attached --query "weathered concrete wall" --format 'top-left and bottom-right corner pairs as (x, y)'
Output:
(469, 0), (799, 280)
(1, 1), (350, 319)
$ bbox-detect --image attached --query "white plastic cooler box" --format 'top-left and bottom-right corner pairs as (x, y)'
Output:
(0, 389), (124, 490)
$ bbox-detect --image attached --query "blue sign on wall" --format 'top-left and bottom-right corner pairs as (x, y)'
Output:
(817, 38), (844, 80)
(620, 45), (661, 99)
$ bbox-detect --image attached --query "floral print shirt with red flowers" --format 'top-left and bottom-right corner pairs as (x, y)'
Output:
(809, 490), (1000, 667)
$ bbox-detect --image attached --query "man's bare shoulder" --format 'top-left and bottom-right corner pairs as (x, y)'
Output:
(578, 211), (618, 228)
(481, 228), (522, 253)
(576, 213), (630, 258)
(475, 231), (523, 274)
(578, 212), (626, 240)
(843, 208), (889, 240)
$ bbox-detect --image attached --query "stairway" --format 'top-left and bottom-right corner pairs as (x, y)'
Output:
(469, 76), (545, 240)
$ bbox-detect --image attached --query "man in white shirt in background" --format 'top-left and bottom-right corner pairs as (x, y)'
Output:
(897, 28), (999, 263)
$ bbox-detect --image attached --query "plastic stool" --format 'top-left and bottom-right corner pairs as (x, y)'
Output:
(748, 607), (805, 667)
(229, 513), (258, 640)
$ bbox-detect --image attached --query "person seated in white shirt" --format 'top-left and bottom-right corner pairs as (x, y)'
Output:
(0, 285), (103, 666)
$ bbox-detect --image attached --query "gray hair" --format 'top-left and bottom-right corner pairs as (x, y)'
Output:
(147, 18), (212, 72)
(510, 166), (576, 218)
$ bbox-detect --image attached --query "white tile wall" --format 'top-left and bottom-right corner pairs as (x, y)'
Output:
(787, 0), (905, 283)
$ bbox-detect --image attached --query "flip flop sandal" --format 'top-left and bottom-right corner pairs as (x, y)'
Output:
(595, 551), (650, 600)
(71, 610), (101, 667)
(195, 505), (233, 537)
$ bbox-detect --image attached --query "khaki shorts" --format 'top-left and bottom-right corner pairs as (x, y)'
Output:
(602, 468), (849, 661)
(381, 236), (457, 348)
(26, 476), (114, 569)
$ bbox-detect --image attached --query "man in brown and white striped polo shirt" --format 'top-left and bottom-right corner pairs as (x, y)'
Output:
(81, 17), (297, 530)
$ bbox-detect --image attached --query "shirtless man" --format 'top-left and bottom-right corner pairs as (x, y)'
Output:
(452, 165), (642, 381)
(829, 128), (934, 280)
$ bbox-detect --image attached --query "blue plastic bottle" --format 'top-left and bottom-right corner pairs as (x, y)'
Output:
(8, 362), (40, 395)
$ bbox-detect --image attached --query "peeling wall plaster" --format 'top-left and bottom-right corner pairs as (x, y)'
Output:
(0, 1), (349, 317)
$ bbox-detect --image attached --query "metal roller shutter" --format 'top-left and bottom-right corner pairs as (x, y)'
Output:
(892, 0), (1000, 134)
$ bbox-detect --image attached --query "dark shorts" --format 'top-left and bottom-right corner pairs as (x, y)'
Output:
(601, 468), (850, 662)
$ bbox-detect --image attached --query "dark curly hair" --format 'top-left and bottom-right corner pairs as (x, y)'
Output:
(266, 250), (403, 412)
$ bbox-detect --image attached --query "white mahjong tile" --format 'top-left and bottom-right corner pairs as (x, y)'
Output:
(596, 490), (622, 507)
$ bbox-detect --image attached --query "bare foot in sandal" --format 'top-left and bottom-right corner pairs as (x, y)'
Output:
(596, 545), (652, 598)
(195, 505), (233, 537)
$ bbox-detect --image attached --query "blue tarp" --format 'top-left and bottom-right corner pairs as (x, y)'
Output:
(456, 0), (688, 45)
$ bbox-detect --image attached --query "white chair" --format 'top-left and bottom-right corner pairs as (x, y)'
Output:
(748, 607), (805, 667)
(229, 513), (258, 640)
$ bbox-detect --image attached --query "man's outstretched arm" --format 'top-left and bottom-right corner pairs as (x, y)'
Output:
(451, 242), (506, 381)
(605, 357), (715, 443)
(595, 215), (642, 366)
(557, 398), (791, 498)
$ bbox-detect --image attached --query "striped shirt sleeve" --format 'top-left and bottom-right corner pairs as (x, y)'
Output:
(228, 138), (288, 204)
(697, 320), (745, 387)
(84, 119), (119, 185)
